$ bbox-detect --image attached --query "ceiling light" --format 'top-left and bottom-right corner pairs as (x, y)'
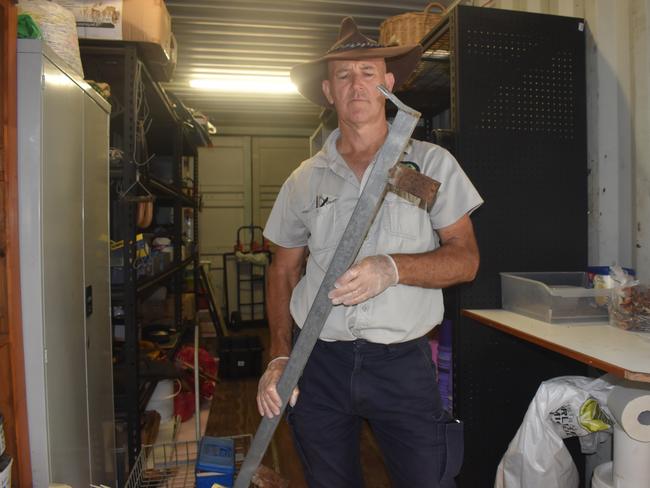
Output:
(189, 75), (298, 94)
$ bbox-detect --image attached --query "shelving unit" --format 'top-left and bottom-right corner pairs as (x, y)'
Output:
(395, 5), (589, 486)
(80, 41), (206, 476)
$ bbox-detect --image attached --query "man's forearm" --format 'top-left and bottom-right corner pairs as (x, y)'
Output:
(392, 241), (479, 289)
(266, 261), (302, 359)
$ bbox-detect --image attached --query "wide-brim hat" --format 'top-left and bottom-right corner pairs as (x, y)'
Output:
(290, 17), (423, 107)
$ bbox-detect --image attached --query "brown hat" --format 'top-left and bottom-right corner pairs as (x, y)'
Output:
(290, 17), (423, 107)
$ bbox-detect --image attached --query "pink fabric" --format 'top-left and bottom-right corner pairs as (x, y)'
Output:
(429, 339), (439, 368)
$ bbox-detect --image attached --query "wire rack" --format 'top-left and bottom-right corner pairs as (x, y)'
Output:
(124, 434), (252, 488)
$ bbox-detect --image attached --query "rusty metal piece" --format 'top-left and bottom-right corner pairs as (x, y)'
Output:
(388, 164), (441, 211)
(251, 464), (290, 488)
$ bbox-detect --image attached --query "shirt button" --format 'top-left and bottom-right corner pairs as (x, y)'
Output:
(362, 305), (369, 312)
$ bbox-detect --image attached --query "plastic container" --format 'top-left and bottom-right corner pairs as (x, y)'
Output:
(592, 461), (614, 488)
(500, 272), (610, 323)
(587, 266), (635, 306)
(609, 284), (650, 333)
(196, 436), (235, 488)
(0, 454), (11, 488)
(145, 379), (180, 422)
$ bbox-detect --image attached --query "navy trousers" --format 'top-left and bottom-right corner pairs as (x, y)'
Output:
(287, 334), (459, 488)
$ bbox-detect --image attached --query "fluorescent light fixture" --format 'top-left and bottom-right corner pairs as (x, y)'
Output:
(189, 74), (298, 94)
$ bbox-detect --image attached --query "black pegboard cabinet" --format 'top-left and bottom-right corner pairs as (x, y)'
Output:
(417, 6), (590, 487)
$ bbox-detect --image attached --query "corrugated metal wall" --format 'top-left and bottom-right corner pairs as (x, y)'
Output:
(165, 0), (453, 134)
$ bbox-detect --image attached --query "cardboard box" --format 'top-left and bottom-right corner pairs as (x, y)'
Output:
(58, 0), (176, 80)
(58, 0), (171, 55)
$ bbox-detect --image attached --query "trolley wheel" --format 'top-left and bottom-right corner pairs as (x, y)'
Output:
(230, 310), (242, 329)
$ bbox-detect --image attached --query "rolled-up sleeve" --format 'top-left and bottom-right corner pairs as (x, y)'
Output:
(263, 175), (309, 247)
(426, 147), (483, 230)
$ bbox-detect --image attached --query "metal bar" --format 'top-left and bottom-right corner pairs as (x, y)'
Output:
(136, 255), (195, 293)
(419, 0), (464, 51)
(174, 124), (183, 331)
(193, 147), (201, 340)
(200, 264), (228, 337)
(234, 86), (420, 488)
(194, 324), (201, 440)
(121, 45), (141, 469)
(148, 177), (195, 206)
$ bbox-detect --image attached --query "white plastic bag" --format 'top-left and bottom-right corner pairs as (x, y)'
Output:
(495, 375), (617, 488)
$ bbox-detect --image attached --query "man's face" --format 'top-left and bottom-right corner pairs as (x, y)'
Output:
(322, 58), (395, 127)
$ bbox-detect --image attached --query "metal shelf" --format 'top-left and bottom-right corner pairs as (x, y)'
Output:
(81, 41), (205, 478)
(148, 177), (195, 207)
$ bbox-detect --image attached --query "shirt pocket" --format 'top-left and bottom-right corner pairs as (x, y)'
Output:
(305, 198), (339, 255)
(381, 192), (422, 240)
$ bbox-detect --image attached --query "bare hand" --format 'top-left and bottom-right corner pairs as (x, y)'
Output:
(256, 357), (300, 418)
(328, 254), (399, 306)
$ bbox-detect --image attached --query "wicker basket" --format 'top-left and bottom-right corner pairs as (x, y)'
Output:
(379, 3), (447, 46)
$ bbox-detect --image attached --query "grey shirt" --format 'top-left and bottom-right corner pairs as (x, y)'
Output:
(264, 128), (483, 344)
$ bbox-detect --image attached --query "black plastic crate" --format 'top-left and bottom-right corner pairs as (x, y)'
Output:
(218, 335), (263, 379)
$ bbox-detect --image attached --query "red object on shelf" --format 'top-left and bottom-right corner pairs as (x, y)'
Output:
(174, 345), (218, 401)
(174, 390), (195, 422)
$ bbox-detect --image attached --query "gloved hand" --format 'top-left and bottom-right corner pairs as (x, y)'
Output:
(328, 254), (399, 306)
(256, 356), (300, 418)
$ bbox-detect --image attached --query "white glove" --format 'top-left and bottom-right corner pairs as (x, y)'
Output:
(256, 357), (300, 418)
(328, 254), (399, 306)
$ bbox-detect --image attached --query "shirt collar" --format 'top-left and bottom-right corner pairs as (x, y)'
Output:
(315, 124), (414, 175)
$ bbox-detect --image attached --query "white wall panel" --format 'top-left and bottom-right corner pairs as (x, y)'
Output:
(251, 137), (309, 228)
(586, 0), (634, 269)
(632, 0), (650, 280)
(548, 0), (585, 17)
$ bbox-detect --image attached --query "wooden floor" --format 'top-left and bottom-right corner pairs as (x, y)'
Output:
(205, 327), (392, 487)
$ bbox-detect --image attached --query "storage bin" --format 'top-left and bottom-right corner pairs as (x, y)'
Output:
(609, 284), (650, 332)
(218, 335), (263, 379)
(500, 272), (610, 323)
(195, 436), (235, 488)
(58, 0), (175, 80)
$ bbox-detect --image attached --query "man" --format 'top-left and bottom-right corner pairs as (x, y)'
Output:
(257, 17), (483, 488)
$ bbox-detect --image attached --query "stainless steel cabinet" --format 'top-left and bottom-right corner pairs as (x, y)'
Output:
(17, 39), (115, 487)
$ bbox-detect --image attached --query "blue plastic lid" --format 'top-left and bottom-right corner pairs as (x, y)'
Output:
(196, 436), (235, 473)
(587, 266), (635, 276)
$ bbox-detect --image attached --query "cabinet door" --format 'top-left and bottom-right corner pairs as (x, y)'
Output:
(83, 95), (115, 485)
(198, 136), (251, 306)
(251, 136), (308, 228)
(41, 58), (90, 486)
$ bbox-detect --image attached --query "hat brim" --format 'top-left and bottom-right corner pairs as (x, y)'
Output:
(290, 44), (423, 107)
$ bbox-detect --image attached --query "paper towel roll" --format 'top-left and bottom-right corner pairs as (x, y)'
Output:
(608, 384), (650, 442)
(613, 424), (650, 488)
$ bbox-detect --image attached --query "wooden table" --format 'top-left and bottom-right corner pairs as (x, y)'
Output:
(463, 309), (650, 382)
